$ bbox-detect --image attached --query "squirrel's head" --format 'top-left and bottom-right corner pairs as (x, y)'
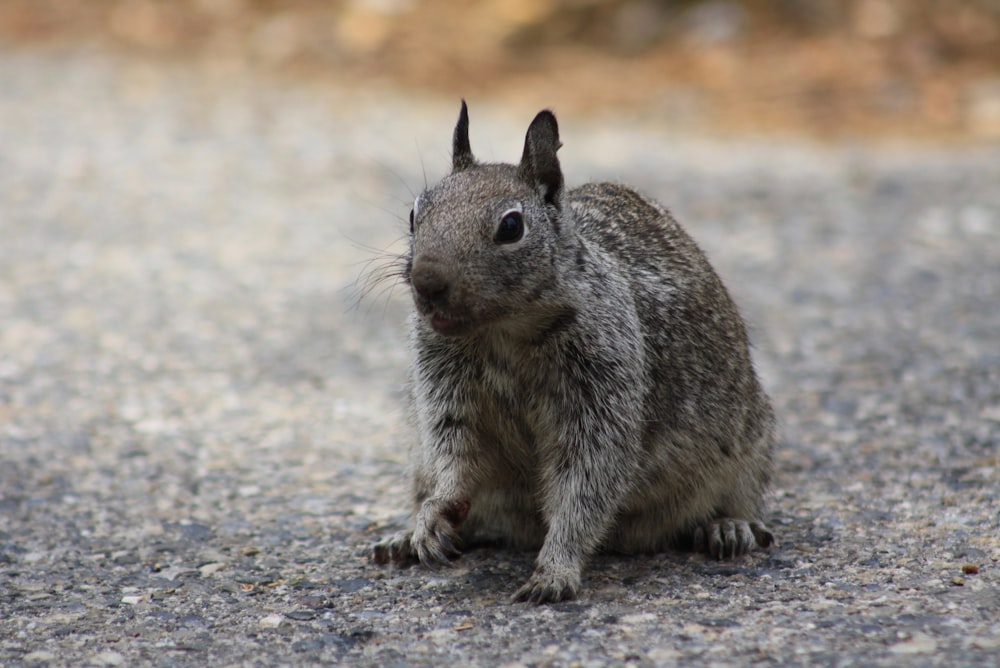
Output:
(406, 101), (569, 337)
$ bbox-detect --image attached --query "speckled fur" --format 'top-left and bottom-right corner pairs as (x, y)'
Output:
(372, 103), (775, 603)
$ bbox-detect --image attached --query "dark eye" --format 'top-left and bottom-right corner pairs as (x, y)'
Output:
(409, 209), (414, 234)
(494, 211), (524, 244)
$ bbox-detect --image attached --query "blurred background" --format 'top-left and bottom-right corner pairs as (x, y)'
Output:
(2, 0), (1000, 140)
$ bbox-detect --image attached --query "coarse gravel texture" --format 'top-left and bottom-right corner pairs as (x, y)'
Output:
(1, 46), (998, 667)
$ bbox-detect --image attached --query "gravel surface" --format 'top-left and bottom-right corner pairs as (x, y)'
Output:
(1, 46), (998, 667)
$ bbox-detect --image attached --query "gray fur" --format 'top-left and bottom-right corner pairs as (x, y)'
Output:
(372, 103), (775, 604)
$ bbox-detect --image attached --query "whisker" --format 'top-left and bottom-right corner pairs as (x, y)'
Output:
(343, 230), (411, 317)
(352, 193), (411, 224)
(379, 160), (417, 200)
(416, 140), (428, 189)
(338, 167), (417, 319)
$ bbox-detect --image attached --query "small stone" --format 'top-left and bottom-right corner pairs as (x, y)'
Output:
(889, 633), (938, 654)
(178, 614), (209, 629)
(259, 613), (285, 629)
(23, 651), (58, 664)
(299, 595), (329, 609)
(156, 565), (196, 581)
(648, 648), (680, 662)
(961, 564), (980, 575)
(121, 595), (143, 605)
(951, 576), (965, 586)
(292, 638), (325, 653)
(285, 609), (317, 621)
(620, 612), (657, 625)
(972, 636), (1000, 649)
(89, 651), (126, 666)
(334, 577), (371, 593)
(200, 562), (225, 577)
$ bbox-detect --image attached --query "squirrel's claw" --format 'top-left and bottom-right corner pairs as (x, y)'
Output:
(694, 519), (774, 560)
(511, 565), (580, 605)
(371, 530), (417, 566)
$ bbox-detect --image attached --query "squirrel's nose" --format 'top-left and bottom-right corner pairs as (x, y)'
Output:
(411, 261), (451, 307)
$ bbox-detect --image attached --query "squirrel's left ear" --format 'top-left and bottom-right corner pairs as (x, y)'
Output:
(518, 110), (563, 208)
(452, 100), (476, 172)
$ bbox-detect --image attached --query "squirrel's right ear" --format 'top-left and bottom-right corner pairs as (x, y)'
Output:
(452, 100), (476, 172)
(518, 110), (563, 208)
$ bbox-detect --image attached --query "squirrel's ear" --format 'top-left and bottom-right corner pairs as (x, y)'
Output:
(518, 110), (563, 208)
(452, 100), (475, 172)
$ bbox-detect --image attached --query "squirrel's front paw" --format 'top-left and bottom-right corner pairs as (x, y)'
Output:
(512, 564), (581, 604)
(694, 519), (774, 559)
(411, 497), (469, 568)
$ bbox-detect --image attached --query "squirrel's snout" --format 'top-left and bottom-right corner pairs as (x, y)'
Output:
(411, 261), (451, 309)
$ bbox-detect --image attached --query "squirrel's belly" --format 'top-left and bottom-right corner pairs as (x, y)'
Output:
(463, 486), (547, 550)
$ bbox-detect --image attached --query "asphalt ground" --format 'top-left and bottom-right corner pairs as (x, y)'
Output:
(1, 46), (998, 667)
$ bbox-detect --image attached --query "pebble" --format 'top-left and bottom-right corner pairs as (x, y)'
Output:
(23, 651), (58, 664)
(890, 633), (938, 655)
(258, 614), (286, 629)
(199, 562), (226, 577)
(88, 652), (126, 667)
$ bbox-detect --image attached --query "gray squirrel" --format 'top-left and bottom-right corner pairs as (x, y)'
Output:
(372, 102), (775, 603)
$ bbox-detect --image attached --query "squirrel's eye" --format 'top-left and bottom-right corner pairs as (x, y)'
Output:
(494, 211), (524, 244)
(409, 209), (415, 234)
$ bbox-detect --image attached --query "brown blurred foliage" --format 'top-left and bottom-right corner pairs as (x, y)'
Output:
(2, 0), (999, 139)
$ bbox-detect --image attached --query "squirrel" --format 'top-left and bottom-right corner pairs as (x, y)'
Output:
(371, 102), (775, 604)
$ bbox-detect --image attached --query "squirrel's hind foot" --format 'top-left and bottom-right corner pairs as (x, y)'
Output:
(693, 519), (774, 560)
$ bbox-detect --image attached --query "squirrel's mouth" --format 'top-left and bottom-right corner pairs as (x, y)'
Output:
(428, 312), (468, 335)
(413, 296), (475, 336)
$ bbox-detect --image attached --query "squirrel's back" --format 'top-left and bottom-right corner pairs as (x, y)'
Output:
(569, 180), (770, 430)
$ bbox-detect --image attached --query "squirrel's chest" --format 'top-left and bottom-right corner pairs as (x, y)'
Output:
(464, 345), (560, 453)
(415, 331), (571, 455)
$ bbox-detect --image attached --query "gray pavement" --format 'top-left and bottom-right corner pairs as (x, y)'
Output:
(1, 47), (998, 667)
